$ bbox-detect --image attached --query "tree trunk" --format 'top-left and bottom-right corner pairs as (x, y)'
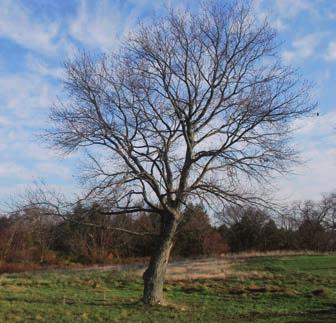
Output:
(143, 213), (178, 305)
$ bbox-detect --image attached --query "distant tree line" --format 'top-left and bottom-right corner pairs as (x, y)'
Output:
(0, 193), (335, 266)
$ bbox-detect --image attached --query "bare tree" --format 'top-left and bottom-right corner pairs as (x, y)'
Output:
(46, 0), (314, 304)
(287, 193), (336, 250)
(287, 193), (336, 230)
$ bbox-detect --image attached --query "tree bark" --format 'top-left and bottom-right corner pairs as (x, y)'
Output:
(143, 213), (178, 305)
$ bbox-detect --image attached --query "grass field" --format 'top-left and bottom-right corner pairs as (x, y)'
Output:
(0, 255), (335, 322)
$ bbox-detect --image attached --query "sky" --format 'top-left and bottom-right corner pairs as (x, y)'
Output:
(0, 0), (335, 207)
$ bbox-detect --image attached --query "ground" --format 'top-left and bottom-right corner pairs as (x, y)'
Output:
(0, 254), (335, 322)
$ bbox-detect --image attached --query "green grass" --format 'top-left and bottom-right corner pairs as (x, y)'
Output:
(0, 255), (335, 322)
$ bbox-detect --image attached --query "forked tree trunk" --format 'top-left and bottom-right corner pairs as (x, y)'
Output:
(143, 213), (178, 305)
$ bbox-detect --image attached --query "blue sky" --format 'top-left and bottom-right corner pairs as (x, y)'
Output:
(0, 0), (335, 206)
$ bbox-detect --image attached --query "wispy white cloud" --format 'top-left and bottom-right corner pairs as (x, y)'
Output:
(274, 0), (315, 17)
(282, 33), (322, 63)
(69, 0), (139, 51)
(0, 73), (58, 120)
(35, 162), (73, 180)
(0, 0), (60, 54)
(325, 40), (336, 61)
(275, 109), (336, 201)
(252, 1), (284, 31)
(276, 147), (336, 202)
(26, 54), (64, 80)
(293, 110), (336, 138)
(0, 162), (34, 181)
(254, 0), (317, 32)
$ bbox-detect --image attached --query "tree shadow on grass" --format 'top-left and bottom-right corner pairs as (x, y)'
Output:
(238, 304), (336, 323)
(0, 295), (145, 309)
